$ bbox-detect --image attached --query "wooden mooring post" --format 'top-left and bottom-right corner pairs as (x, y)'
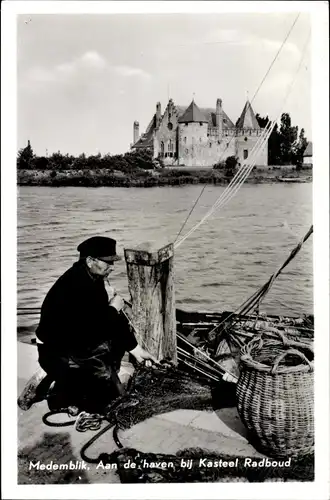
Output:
(124, 242), (177, 364)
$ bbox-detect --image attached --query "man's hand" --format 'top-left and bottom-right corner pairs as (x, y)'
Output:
(109, 294), (124, 312)
(129, 344), (158, 366)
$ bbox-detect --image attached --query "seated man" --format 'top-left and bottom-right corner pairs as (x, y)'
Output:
(36, 236), (156, 414)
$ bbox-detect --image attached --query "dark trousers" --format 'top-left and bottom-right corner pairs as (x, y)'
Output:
(38, 340), (126, 413)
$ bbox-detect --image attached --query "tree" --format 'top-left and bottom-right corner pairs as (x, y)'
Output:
(279, 113), (298, 164)
(255, 113), (270, 129)
(293, 128), (308, 167)
(225, 155), (238, 177)
(17, 140), (34, 169)
(256, 113), (303, 166)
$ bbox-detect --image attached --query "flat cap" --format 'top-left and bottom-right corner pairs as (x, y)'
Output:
(77, 236), (121, 262)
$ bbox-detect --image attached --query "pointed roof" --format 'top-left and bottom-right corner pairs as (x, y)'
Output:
(176, 105), (234, 129)
(303, 141), (313, 157)
(236, 101), (260, 129)
(178, 100), (208, 123)
(132, 114), (156, 149)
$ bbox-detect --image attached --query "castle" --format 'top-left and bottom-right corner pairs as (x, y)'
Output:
(131, 98), (268, 167)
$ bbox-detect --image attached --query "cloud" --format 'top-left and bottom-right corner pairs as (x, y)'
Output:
(25, 50), (108, 84)
(79, 51), (107, 69)
(113, 65), (151, 80)
(24, 52), (151, 87)
(206, 28), (301, 61)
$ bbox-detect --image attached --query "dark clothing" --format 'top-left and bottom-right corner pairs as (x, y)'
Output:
(36, 260), (137, 412)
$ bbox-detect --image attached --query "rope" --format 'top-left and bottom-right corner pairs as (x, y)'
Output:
(174, 184), (208, 244)
(237, 225), (313, 316)
(172, 13), (301, 245)
(250, 13), (300, 103)
(207, 225), (313, 338)
(174, 122), (274, 248)
(42, 410), (76, 427)
(174, 30), (310, 250)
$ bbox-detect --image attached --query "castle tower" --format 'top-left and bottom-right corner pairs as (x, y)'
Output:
(133, 121), (139, 144)
(178, 100), (208, 167)
(235, 100), (268, 166)
(156, 102), (162, 128)
(216, 98), (223, 138)
(236, 100), (260, 130)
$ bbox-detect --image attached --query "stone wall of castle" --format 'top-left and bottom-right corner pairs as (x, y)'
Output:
(153, 101), (180, 161)
(235, 130), (268, 166)
(149, 101), (268, 168)
(177, 124), (237, 167)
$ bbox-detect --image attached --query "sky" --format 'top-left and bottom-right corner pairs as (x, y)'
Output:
(17, 11), (311, 156)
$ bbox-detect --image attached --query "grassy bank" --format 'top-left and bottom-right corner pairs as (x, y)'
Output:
(17, 166), (312, 188)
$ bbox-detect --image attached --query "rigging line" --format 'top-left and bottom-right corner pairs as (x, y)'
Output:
(176, 30), (310, 249)
(174, 119), (273, 249)
(211, 225), (313, 333)
(236, 225), (313, 317)
(250, 13), (301, 104)
(172, 14), (301, 240)
(174, 123), (274, 248)
(173, 184), (208, 244)
(174, 126), (273, 247)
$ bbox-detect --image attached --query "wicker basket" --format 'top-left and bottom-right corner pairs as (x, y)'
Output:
(236, 331), (314, 458)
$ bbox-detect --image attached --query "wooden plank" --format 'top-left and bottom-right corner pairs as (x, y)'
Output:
(125, 242), (177, 364)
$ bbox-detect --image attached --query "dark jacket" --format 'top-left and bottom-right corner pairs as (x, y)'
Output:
(36, 260), (137, 356)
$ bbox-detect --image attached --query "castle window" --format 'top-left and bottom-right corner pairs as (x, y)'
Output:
(243, 149), (248, 159)
(168, 139), (173, 152)
(200, 122), (203, 126)
(218, 140), (221, 145)
(165, 153), (168, 158)
(209, 143), (212, 148)
(168, 122), (173, 131)
(244, 137), (248, 142)
(160, 141), (164, 157)
(200, 138), (202, 143)
(223, 119), (227, 123)
(184, 137), (187, 144)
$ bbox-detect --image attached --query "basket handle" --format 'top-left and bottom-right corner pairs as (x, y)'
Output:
(271, 348), (313, 374)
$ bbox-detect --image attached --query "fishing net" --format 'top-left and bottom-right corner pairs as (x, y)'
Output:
(104, 361), (227, 430)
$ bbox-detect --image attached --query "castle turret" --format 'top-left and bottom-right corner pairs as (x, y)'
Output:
(156, 102), (162, 128)
(178, 100), (208, 167)
(216, 98), (223, 138)
(236, 101), (260, 130)
(133, 121), (139, 144)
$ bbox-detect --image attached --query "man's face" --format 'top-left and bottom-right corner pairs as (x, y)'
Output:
(87, 257), (114, 278)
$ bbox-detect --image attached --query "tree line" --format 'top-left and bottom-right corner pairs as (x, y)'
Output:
(17, 145), (156, 171)
(255, 112), (308, 167)
(17, 112), (309, 171)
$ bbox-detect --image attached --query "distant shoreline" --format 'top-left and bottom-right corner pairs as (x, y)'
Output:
(17, 167), (312, 188)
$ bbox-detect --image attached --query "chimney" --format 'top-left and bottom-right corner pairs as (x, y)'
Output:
(156, 102), (161, 127)
(216, 98), (223, 138)
(133, 121), (139, 144)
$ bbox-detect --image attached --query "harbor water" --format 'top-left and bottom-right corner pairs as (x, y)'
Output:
(17, 183), (313, 329)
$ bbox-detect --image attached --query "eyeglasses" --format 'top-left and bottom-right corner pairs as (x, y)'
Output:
(94, 258), (114, 266)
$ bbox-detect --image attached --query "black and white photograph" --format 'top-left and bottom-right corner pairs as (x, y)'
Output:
(2, 1), (329, 499)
